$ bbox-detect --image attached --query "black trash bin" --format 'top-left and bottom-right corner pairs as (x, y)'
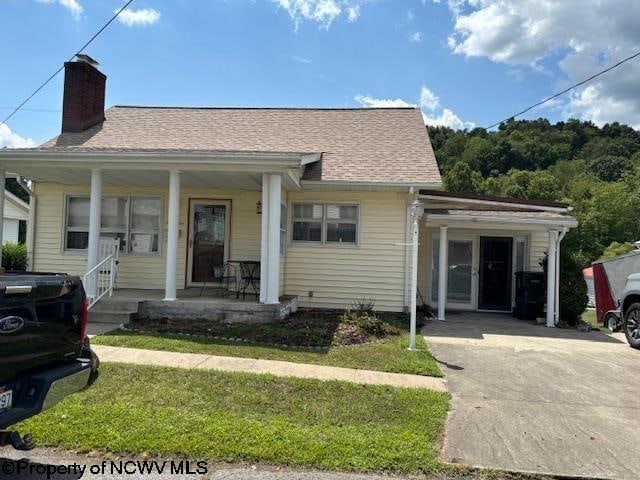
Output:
(513, 271), (545, 320)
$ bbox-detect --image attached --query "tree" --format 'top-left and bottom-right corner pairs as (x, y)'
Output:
(587, 155), (633, 182)
(443, 162), (483, 193)
(599, 241), (636, 261)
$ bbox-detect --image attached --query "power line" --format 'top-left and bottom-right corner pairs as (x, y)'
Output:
(0, 107), (60, 113)
(485, 50), (640, 130)
(0, 0), (135, 129)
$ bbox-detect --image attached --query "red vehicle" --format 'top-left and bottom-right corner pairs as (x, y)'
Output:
(592, 250), (640, 331)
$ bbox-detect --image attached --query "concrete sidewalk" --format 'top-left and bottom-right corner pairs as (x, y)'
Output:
(92, 345), (447, 391)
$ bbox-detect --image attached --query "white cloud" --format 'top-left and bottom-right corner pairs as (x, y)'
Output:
(354, 95), (415, 108)
(442, 0), (640, 128)
(419, 86), (439, 110)
(292, 55), (312, 63)
(0, 125), (35, 149)
(116, 8), (161, 27)
(272, 0), (369, 29)
(355, 86), (474, 130)
(409, 32), (423, 43)
(36, 0), (83, 19)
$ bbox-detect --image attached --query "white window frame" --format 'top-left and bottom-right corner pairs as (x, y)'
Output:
(290, 202), (360, 246)
(63, 194), (163, 256)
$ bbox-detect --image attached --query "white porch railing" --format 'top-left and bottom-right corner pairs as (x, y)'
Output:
(83, 253), (116, 309)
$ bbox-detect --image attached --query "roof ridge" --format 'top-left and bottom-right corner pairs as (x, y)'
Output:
(108, 105), (419, 112)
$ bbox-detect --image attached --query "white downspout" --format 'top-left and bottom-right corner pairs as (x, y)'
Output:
(554, 227), (568, 325)
(408, 200), (423, 351)
(17, 176), (36, 271)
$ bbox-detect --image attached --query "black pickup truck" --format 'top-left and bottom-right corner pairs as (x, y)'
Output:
(0, 273), (99, 450)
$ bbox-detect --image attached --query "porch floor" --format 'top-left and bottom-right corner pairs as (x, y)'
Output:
(110, 287), (260, 304)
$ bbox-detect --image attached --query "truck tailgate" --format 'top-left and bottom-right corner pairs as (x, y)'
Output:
(0, 274), (85, 385)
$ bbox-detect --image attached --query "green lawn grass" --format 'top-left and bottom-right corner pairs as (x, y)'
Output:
(92, 330), (442, 377)
(581, 309), (598, 327)
(18, 363), (449, 474)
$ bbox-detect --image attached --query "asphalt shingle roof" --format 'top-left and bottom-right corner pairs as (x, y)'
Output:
(37, 106), (441, 184)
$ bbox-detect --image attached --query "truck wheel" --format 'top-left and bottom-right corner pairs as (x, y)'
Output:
(605, 312), (620, 332)
(623, 303), (640, 349)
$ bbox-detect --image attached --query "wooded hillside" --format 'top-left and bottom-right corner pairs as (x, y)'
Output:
(428, 119), (640, 265)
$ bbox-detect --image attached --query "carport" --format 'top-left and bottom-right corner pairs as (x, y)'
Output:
(418, 190), (578, 327)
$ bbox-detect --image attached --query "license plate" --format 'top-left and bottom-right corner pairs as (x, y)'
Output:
(0, 389), (13, 411)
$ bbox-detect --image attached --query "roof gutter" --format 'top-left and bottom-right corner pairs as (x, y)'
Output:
(0, 150), (317, 168)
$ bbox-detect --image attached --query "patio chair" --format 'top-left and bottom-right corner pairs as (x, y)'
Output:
(200, 260), (237, 297)
(239, 261), (260, 299)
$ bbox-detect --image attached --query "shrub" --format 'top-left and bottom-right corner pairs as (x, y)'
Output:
(2, 242), (28, 271)
(340, 298), (401, 337)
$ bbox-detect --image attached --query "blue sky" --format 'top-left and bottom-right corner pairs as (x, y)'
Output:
(1, 0), (638, 147)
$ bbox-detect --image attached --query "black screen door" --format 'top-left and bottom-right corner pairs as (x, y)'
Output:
(478, 237), (513, 311)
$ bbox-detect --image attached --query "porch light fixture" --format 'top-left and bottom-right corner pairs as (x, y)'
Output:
(411, 200), (424, 221)
(256, 200), (262, 215)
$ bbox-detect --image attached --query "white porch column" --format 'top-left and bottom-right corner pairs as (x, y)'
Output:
(164, 170), (181, 301)
(266, 174), (281, 304)
(0, 169), (5, 265)
(437, 226), (448, 321)
(259, 174), (270, 303)
(546, 229), (559, 327)
(86, 169), (102, 297)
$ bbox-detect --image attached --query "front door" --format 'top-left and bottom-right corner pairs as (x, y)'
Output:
(478, 236), (513, 311)
(187, 200), (231, 286)
(431, 236), (476, 310)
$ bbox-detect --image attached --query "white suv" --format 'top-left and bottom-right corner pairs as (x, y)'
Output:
(621, 273), (640, 349)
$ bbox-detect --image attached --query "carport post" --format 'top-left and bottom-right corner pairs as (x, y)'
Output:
(546, 229), (559, 327)
(437, 226), (448, 321)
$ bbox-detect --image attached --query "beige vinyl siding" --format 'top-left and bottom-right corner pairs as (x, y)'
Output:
(2, 219), (20, 244)
(417, 222), (429, 306)
(32, 183), (263, 290)
(284, 191), (407, 312)
(280, 189), (288, 297)
(529, 230), (547, 272)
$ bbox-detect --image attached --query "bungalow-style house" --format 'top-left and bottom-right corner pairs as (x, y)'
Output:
(0, 58), (577, 326)
(1, 190), (29, 244)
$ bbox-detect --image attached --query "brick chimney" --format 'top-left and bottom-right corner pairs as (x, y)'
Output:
(62, 58), (106, 133)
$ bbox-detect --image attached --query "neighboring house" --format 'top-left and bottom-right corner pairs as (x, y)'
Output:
(2, 190), (29, 244)
(0, 58), (577, 326)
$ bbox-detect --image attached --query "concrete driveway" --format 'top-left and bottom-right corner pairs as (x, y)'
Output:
(423, 313), (639, 480)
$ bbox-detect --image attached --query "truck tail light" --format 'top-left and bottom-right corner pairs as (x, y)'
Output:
(80, 297), (89, 341)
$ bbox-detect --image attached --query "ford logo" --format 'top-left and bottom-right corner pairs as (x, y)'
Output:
(0, 316), (25, 334)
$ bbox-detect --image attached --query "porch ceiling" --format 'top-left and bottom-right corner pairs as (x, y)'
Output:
(11, 167), (269, 189)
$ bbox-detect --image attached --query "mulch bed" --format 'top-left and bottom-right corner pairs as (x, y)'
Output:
(128, 309), (408, 348)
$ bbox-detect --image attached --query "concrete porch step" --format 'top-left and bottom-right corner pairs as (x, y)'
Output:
(88, 310), (134, 325)
(91, 297), (140, 313)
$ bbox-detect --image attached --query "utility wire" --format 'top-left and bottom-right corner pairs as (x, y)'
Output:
(0, 107), (61, 113)
(0, 0), (135, 129)
(485, 50), (640, 130)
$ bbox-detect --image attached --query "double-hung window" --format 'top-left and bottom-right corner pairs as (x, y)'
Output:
(64, 195), (162, 254)
(291, 203), (359, 245)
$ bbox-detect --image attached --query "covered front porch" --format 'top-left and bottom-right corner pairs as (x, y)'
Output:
(0, 149), (319, 310)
